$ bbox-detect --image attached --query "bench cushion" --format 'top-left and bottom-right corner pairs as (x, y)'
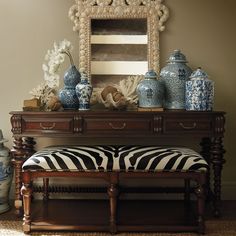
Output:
(22, 146), (208, 172)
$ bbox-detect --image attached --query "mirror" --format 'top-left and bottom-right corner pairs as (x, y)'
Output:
(91, 18), (148, 86)
(69, 0), (169, 85)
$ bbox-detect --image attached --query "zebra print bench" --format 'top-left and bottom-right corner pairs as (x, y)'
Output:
(21, 146), (208, 234)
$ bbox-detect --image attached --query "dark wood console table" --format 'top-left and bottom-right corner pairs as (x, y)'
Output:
(10, 110), (225, 217)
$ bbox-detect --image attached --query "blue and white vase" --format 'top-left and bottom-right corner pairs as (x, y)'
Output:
(136, 70), (164, 108)
(75, 73), (93, 110)
(59, 65), (80, 110)
(0, 130), (13, 214)
(160, 49), (192, 109)
(186, 67), (214, 111)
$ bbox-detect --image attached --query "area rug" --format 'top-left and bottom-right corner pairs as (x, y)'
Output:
(1, 220), (236, 236)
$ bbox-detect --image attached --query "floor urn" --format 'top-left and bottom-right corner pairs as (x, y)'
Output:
(160, 49), (192, 109)
(186, 67), (214, 111)
(59, 65), (81, 110)
(76, 73), (93, 110)
(0, 130), (13, 214)
(136, 70), (163, 108)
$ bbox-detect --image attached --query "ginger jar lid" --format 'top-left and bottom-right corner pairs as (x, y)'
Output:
(167, 49), (188, 63)
(190, 67), (209, 80)
(145, 70), (158, 79)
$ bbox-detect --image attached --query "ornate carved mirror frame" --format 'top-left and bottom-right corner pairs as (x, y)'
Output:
(69, 0), (169, 80)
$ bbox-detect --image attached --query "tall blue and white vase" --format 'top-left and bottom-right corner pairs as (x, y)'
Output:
(136, 70), (164, 108)
(160, 49), (192, 109)
(59, 65), (81, 110)
(75, 73), (93, 110)
(0, 130), (13, 214)
(186, 67), (214, 111)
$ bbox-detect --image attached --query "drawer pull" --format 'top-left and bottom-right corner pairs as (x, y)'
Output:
(179, 122), (197, 130)
(109, 122), (126, 130)
(40, 122), (56, 130)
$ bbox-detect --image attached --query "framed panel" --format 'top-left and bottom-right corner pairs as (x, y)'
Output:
(69, 0), (169, 81)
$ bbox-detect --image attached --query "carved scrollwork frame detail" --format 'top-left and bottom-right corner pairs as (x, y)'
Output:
(11, 115), (22, 134)
(69, 0), (169, 78)
(214, 115), (225, 136)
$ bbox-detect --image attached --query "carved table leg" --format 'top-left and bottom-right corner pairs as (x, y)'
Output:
(200, 137), (212, 201)
(211, 137), (226, 217)
(21, 172), (32, 234)
(107, 173), (119, 234)
(195, 174), (206, 234)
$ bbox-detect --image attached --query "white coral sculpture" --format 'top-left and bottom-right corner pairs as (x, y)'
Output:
(115, 75), (144, 105)
(29, 83), (56, 109)
(92, 75), (144, 109)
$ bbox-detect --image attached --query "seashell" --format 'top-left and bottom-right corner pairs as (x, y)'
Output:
(126, 0), (142, 6)
(80, 56), (86, 61)
(80, 62), (86, 67)
(97, 0), (112, 6)
(92, 76), (144, 109)
(101, 86), (118, 100)
(46, 96), (62, 111)
(113, 91), (123, 102)
(98, 93), (127, 110)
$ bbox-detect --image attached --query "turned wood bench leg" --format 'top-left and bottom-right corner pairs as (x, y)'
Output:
(21, 172), (32, 234)
(107, 173), (119, 234)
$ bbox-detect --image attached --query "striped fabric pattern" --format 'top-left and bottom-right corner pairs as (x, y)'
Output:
(22, 146), (208, 172)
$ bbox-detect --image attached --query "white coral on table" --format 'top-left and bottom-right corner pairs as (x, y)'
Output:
(115, 75), (144, 105)
(92, 75), (144, 109)
(29, 83), (57, 111)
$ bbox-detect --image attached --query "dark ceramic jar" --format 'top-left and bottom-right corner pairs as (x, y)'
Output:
(59, 65), (81, 110)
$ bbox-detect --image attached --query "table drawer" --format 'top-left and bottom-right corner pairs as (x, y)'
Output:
(22, 117), (74, 133)
(163, 117), (212, 133)
(84, 118), (153, 134)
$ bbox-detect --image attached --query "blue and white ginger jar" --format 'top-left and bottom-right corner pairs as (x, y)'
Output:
(160, 49), (192, 109)
(186, 67), (214, 111)
(0, 130), (13, 214)
(136, 70), (163, 108)
(75, 73), (93, 110)
(59, 65), (81, 110)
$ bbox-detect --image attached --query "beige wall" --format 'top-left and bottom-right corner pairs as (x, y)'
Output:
(0, 0), (236, 198)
